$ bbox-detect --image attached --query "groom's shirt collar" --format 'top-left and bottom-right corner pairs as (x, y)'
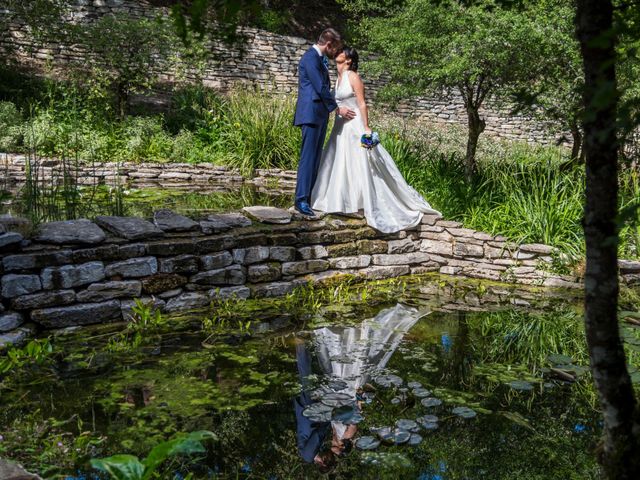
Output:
(312, 44), (323, 57)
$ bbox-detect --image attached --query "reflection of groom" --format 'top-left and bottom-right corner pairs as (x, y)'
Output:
(293, 28), (355, 216)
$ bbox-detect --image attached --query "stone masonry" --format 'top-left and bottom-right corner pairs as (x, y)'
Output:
(0, 0), (566, 147)
(2, 204), (640, 351)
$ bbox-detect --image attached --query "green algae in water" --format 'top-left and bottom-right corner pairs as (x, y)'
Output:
(0, 278), (620, 479)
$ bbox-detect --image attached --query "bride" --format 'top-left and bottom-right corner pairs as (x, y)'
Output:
(310, 47), (440, 234)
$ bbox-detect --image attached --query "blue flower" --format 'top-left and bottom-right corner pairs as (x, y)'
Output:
(441, 333), (453, 353)
(574, 423), (587, 433)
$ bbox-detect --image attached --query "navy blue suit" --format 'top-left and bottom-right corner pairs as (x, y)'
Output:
(294, 47), (339, 204)
(293, 343), (330, 463)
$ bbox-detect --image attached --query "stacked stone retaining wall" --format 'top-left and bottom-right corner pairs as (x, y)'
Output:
(0, 0), (566, 146)
(2, 204), (640, 350)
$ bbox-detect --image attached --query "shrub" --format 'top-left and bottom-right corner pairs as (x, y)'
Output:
(0, 101), (23, 151)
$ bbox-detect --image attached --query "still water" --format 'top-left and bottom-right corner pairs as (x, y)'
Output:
(0, 276), (625, 479)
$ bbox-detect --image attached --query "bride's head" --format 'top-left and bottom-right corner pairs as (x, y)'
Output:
(336, 46), (359, 73)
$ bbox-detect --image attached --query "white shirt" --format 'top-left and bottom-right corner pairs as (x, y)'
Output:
(312, 44), (323, 57)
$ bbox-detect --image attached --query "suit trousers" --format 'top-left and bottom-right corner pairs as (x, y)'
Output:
(296, 122), (328, 204)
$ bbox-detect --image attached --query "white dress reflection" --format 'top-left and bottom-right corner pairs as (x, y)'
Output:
(294, 302), (429, 468)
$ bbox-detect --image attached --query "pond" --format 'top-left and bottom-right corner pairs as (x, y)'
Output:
(2, 275), (638, 479)
(0, 184), (292, 224)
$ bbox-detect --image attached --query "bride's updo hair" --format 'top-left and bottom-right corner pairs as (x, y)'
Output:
(342, 46), (359, 72)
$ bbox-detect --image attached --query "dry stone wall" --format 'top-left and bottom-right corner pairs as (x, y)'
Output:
(3, 203), (640, 351)
(0, 0), (566, 146)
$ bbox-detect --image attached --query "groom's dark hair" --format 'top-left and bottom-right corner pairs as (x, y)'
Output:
(317, 28), (342, 47)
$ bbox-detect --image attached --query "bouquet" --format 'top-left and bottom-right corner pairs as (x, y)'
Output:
(360, 131), (380, 149)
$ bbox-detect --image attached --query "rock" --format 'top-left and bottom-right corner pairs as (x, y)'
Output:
(447, 228), (478, 238)
(200, 251), (234, 270)
(76, 280), (142, 302)
(543, 277), (581, 289)
(251, 281), (297, 297)
(372, 252), (431, 266)
(0, 215), (32, 237)
(440, 265), (461, 275)
(11, 290), (76, 310)
(357, 265), (409, 280)
(388, 238), (416, 254)
(514, 250), (536, 260)
(242, 205), (292, 224)
(146, 238), (196, 256)
(157, 288), (182, 299)
(35, 219), (105, 245)
(209, 286), (251, 300)
(0, 325), (34, 351)
(201, 213), (252, 233)
(282, 259), (329, 275)
(329, 255), (371, 269)
(472, 231), (494, 241)
(356, 239), (388, 255)
(159, 254), (200, 274)
(164, 292), (210, 312)
(31, 301), (121, 328)
(95, 215), (164, 240)
(326, 242), (358, 257)
(269, 246), (296, 262)
(0, 223), (4, 234)
(105, 257), (158, 278)
(41, 261), (105, 290)
(453, 242), (484, 257)
(0, 232), (23, 249)
(248, 263), (282, 282)
(420, 239), (453, 256)
(1, 274), (42, 298)
(3, 250), (73, 272)
(233, 246), (270, 265)
(190, 264), (246, 285)
(0, 312), (23, 332)
(153, 209), (199, 232)
(421, 214), (442, 225)
(436, 220), (463, 228)
(619, 260), (640, 274)
(518, 243), (555, 255)
(484, 245), (511, 259)
(141, 274), (187, 294)
(297, 245), (329, 260)
(0, 457), (42, 479)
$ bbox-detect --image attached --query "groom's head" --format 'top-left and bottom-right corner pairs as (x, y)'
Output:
(317, 28), (342, 59)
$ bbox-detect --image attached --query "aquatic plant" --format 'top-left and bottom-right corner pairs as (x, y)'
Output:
(0, 338), (53, 375)
(106, 299), (166, 352)
(90, 430), (216, 480)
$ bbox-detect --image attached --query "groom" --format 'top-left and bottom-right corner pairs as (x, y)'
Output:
(293, 28), (356, 216)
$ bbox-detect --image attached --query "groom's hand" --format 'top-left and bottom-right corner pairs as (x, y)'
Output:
(338, 106), (356, 119)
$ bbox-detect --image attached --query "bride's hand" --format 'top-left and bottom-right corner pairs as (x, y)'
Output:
(364, 128), (372, 134)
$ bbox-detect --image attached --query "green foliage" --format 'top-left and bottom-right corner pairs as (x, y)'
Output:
(90, 430), (216, 480)
(0, 101), (23, 151)
(107, 300), (166, 353)
(0, 338), (53, 375)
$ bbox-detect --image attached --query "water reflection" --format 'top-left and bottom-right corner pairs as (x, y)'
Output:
(294, 303), (429, 471)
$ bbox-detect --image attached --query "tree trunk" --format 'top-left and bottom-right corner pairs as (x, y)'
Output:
(576, 1), (640, 478)
(570, 121), (583, 161)
(465, 106), (485, 182)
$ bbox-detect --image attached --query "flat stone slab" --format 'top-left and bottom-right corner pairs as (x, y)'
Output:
(0, 215), (32, 237)
(153, 209), (199, 232)
(31, 300), (121, 328)
(0, 231), (23, 249)
(1, 274), (42, 299)
(11, 290), (76, 310)
(201, 213), (252, 234)
(0, 325), (35, 351)
(0, 312), (24, 332)
(105, 257), (158, 278)
(95, 215), (164, 240)
(76, 280), (142, 302)
(619, 260), (640, 274)
(242, 206), (292, 224)
(35, 219), (106, 245)
(0, 458), (42, 479)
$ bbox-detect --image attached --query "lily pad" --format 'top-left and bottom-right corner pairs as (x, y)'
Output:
(408, 433), (423, 446)
(548, 354), (573, 365)
(374, 374), (404, 388)
(508, 380), (534, 391)
(392, 429), (411, 444)
(421, 397), (443, 407)
(302, 402), (332, 422)
(407, 381), (423, 389)
(332, 405), (358, 423)
(356, 436), (381, 450)
(452, 406), (477, 419)
(396, 419), (419, 432)
(321, 392), (353, 407)
(372, 426), (393, 442)
(328, 379), (349, 391)
(391, 397), (402, 405)
(412, 387), (432, 398)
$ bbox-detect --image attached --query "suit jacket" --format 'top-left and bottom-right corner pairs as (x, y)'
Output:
(293, 47), (338, 126)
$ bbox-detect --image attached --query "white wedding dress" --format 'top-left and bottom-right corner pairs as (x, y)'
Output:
(310, 70), (440, 233)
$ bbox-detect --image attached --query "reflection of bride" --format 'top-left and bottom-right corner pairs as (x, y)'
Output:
(294, 303), (428, 469)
